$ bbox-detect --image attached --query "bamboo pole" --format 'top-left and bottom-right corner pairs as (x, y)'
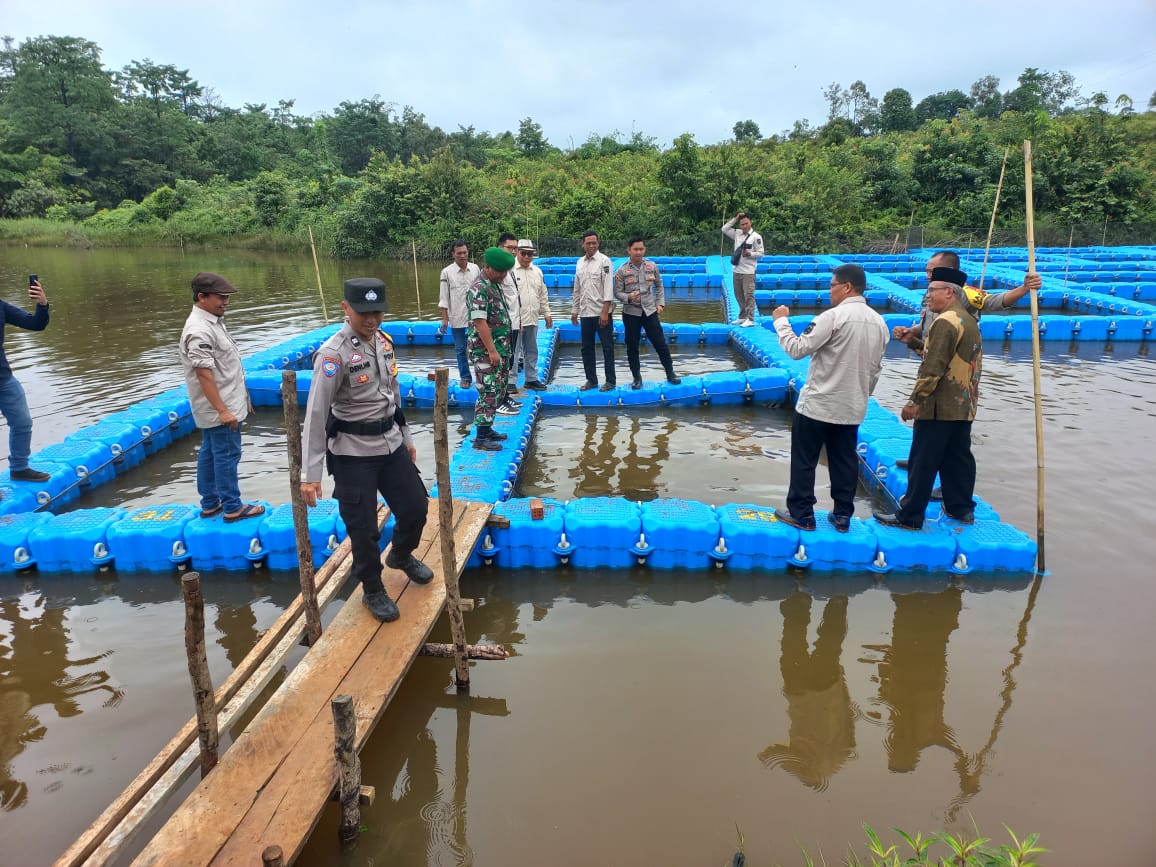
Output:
(282, 370), (323, 645)
(181, 573), (219, 778)
(308, 226), (330, 325)
(977, 146), (1011, 292)
(431, 367), (471, 689)
(331, 695), (362, 845)
(1023, 140), (1047, 573)
(1061, 225), (1075, 287)
(412, 239), (423, 317)
(420, 642), (508, 660)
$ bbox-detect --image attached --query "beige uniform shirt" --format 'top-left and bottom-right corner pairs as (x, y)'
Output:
(301, 323), (413, 483)
(438, 262), (480, 329)
(572, 251), (615, 318)
(179, 305), (249, 429)
(514, 263), (549, 326)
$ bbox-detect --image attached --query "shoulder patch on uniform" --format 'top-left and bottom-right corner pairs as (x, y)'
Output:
(321, 356), (340, 377)
(803, 322), (817, 335)
(602, 264), (610, 273)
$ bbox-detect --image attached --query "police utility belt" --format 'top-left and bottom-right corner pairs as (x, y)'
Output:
(326, 413), (395, 437)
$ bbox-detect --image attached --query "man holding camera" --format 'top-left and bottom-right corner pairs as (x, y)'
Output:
(1, 276), (51, 482)
(722, 211), (765, 327)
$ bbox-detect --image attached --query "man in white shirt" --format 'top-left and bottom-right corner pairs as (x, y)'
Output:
(513, 239), (552, 390)
(772, 264), (889, 532)
(571, 230), (617, 391)
(437, 240), (480, 388)
(722, 211), (765, 326)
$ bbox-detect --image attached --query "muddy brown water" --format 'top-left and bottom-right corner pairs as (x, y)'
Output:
(0, 249), (1153, 866)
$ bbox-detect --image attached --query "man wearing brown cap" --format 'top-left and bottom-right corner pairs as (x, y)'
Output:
(300, 278), (433, 623)
(468, 247), (516, 449)
(874, 266), (982, 531)
(180, 272), (263, 523)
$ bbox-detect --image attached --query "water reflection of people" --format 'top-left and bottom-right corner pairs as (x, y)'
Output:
(872, 588), (963, 773)
(0, 594), (123, 810)
(574, 413), (674, 500)
(759, 593), (857, 790)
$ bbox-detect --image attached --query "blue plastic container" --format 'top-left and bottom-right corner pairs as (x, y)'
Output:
(491, 497), (565, 568)
(28, 507), (126, 572)
(0, 462), (77, 509)
(32, 440), (117, 490)
(67, 419), (148, 472)
(805, 512), (880, 570)
(868, 520), (957, 571)
(106, 504), (199, 572)
(0, 484), (40, 516)
(744, 368), (789, 402)
(638, 499), (719, 569)
(562, 497), (641, 568)
(660, 375), (705, 404)
(952, 521), (1037, 572)
(184, 501), (272, 571)
(714, 503), (799, 570)
(703, 371), (748, 405)
(0, 512), (53, 571)
(259, 499), (342, 570)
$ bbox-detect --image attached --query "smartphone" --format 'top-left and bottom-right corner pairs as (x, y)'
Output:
(29, 274), (38, 287)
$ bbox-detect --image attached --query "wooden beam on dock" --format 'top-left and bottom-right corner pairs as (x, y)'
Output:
(129, 498), (492, 866)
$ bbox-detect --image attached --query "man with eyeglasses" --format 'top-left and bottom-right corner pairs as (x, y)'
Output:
(572, 229), (617, 391)
(495, 233), (523, 414)
(513, 239), (552, 390)
(772, 264), (889, 533)
(874, 266), (983, 531)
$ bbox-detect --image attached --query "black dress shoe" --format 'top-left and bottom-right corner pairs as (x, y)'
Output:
(363, 590), (400, 622)
(473, 436), (501, 451)
(9, 467), (50, 482)
(827, 513), (851, 533)
(666, 375), (682, 385)
(945, 510), (975, 524)
(524, 380), (547, 391)
(631, 379), (643, 390)
(872, 510), (921, 530)
(776, 510), (816, 531)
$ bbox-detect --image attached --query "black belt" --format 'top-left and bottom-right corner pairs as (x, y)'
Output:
(327, 414), (395, 436)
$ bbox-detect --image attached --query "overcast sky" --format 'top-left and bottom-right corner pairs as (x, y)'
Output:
(5, 0), (1155, 148)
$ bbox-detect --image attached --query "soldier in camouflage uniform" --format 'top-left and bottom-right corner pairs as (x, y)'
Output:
(468, 247), (516, 451)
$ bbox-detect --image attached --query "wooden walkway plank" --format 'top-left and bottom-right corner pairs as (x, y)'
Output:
(56, 506), (390, 867)
(130, 500), (491, 867)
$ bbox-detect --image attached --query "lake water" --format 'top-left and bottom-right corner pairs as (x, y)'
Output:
(1, 247), (1154, 866)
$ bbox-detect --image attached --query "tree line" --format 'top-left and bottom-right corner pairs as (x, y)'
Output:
(1, 35), (1153, 257)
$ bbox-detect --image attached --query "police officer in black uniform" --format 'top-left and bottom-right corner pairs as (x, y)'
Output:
(300, 278), (433, 622)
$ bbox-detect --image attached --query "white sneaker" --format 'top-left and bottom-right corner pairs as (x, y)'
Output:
(731, 318), (744, 325)
(741, 319), (755, 327)
(496, 403), (518, 416)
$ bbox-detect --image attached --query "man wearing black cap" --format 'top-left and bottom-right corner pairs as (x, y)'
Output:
(300, 278), (432, 623)
(468, 247), (516, 449)
(874, 266), (982, 531)
(180, 272), (263, 523)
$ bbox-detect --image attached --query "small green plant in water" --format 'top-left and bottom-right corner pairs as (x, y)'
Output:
(802, 823), (1047, 866)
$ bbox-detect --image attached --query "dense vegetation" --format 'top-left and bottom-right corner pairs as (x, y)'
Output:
(1, 35), (1153, 258)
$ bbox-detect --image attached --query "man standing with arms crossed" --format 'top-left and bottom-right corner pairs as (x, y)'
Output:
(613, 237), (681, 389)
(513, 239), (552, 390)
(180, 272), (264, 522)
(438, 240), (480, 389)
(301, 278), (433, 623)
(572, 230), (617, 391)
(772, 264), (889, 532)
(874, 266), (983, 530)
(722, 211), (765, 327)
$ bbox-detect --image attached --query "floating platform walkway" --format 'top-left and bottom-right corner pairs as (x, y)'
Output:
(6, 246), (1155, 578)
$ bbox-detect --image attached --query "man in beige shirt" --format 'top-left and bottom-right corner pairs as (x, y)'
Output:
(513, 239), (552, 390)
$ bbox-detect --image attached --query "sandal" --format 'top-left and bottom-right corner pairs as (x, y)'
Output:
(200, 504), (223, 519)
(223, 503), (266, 523)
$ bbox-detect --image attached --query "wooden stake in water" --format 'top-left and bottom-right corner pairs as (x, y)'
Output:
(431, 367), (471, 689)
(181, 572), (219, 778)
(1023, 140), (1047, 573)
(1061, 225), (1075, 287)
(978, 146), (1011, 292)
(412, 239), (423, 318)
(331, 695), (362, 845)
(282, 369), (323, 645)
(308, 226), (330, 325)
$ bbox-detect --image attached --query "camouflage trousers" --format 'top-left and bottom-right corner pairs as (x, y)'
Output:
(471, 338), (511, 427)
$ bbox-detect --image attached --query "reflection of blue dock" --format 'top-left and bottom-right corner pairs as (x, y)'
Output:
(5, 247), (1154, 576)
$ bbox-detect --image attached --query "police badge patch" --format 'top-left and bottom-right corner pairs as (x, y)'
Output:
(322, 357), (340, 377)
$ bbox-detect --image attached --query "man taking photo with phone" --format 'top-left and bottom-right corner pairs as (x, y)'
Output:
(1, 276), (51, 482)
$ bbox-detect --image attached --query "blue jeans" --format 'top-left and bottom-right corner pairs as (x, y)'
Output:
(0, 376), (34, 471)
(451, 327), (471, 384)
(197, 424), (243, 514)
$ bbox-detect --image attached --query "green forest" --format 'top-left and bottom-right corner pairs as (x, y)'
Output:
(1, 35), (1154, 258)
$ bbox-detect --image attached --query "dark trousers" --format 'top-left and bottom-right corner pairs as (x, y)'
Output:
(623, 312), (675, 380)
(898, 419), (975, 527)
(330, 450), (428, 595)
(787, 411), (860, 522)
(505, 328), (520, 392)
(580, 315), (616, 385)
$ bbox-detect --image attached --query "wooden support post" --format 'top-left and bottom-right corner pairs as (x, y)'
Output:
(420, 642), (509, 660)
(1023, 140), (1047, 573)
(331, 695), (361, 845)
(261, 845), (285, 867)
(282, 369), (323, 646)
(431, 367), (471, 689)
(181, 573), (219, 778)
